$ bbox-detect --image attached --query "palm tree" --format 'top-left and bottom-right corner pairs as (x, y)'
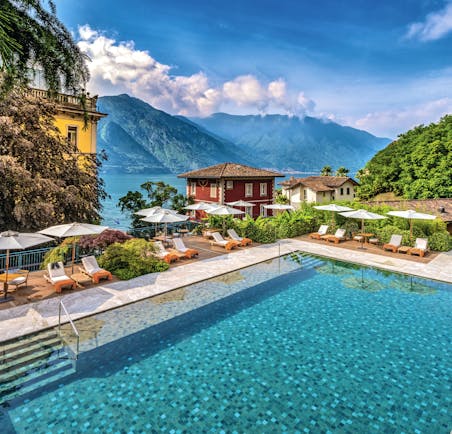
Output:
(320, 165), (332, 176)
(335, 166), (350, 177)
(0, 0), (89, 96)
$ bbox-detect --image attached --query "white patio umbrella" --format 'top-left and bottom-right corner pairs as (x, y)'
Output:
(263, 204), (294, 211)
(141, 210), (189, 239)
(339, 209), (386, 236)
(225, 200), (256, 207)
(135, 206), (179, 217)
(314, 204), (354, 227)
(184, 202), (216, 211)
(0, 231), (54, 302)
(387, 209), (436, 240)
(39, 223), (108, 273)
(206, 205), (244, 234)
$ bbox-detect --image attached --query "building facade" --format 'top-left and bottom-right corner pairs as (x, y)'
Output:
(280, 176), (358, 207)
(178, 163), (284, 218)
(30, 88), (106, 154)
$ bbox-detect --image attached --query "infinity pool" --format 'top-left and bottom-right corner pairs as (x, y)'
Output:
(1, 253), (451, 433)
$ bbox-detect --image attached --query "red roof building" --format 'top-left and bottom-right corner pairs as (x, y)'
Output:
(178, 163), (284, 218)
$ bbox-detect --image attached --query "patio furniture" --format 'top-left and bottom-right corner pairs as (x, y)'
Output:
(80, 256), (113, 283)
(369, 238), (379, 245)
(383, 235), (402, 253)
(71, 272), (93, 288)
(44, 262), (76, 293)
(397, 246), (410, 254)
(5, 269), (29, 290)
(309, 225), (329, 240)
(210, 232), (240, 250)
(408, 238), (429, 257)
(324, 228), (346, 244)
(172, 238), (199, 259)
(227, 229), (252, 246)
(202, 228), (221, 238)
(153, 241), (179, 263)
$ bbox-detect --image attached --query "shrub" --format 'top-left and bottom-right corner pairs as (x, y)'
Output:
(41, 237), (78, 269)
(428, 232), (452, 252)
(98, 238), (169, 280)
(78, 229), (132, 250)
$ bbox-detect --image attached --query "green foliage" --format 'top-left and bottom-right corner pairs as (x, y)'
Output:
(98, 238), (169, 280)
(41, 237), (78, 269)
(427, 232), (452, 252)
(274, 188), (289, 204)
(0, 0), (89, 96)
(357, 116), (452, 200)
(0, 87), (106, 231)
(335, 166), (349, 177)
(118, 181), (192, 228)
(320, 165), (332, 176)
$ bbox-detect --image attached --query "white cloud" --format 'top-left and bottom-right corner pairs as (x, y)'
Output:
(78, 25), (315, 117)
(406, 2), (452, 41)
(353, 98), (452, 137)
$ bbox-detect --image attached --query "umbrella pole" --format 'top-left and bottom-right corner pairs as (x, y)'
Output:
(71, 241), (76, 275)
(3, 249), (9, 300)
(410, 219), (413, 242)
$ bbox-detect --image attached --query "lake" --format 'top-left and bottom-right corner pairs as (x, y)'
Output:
(100, 172), (294, 229)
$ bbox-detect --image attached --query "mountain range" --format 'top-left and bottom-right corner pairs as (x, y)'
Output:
(97, 94), (391, 175)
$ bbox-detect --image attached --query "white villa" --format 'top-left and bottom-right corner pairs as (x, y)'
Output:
(280, 176), (358, 207)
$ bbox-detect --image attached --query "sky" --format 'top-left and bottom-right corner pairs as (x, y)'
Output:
(54, 0), (452, 138)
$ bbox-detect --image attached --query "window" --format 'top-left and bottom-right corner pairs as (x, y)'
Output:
(67, 126), (78, 147)
(322, 192), (326, 197)
(190, 182), (196, 195)
(226, 180), (234, 190)
(303, 189), (307, 200)
(245, 183), (253, 197)
(210, 183), (217, 198)
(260, 183), (267, 196)
(346, 187), (350, 195)
(260, 204), (266, 216)
(340, 188), (344, 196)
(245, 206), (253, 217)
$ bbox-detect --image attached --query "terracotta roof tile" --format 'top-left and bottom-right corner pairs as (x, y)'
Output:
(178, 163), (284, 179)
(280, 176), (358, 192)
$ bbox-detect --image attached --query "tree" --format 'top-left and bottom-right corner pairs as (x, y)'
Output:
(320, 165), (332, 176)
(335, 166), (350, 177)
(356, 116), (452, 200)
(118, 181), (192, 228)
(0, 87), (106, 230)
(0, 0), (89, 96)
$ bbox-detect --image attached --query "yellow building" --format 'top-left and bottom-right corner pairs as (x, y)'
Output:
(30, 88), (106, 154)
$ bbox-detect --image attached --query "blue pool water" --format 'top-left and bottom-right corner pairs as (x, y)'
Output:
(2, 255), (451, 433)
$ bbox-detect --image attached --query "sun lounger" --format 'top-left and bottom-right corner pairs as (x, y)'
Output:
(80, 256), (113, 283)
(309, 225), (329, 240)
(210, 232), (240, 250)
(153, 241), (179, 263)
(383, 234), (402, 253)
(6, 269), (29, 290)
(227, 229), (252, 246)
(44, 262), (75, 293)
(323, 228), (346, 244)
(408, 238), (429, 257)
(172, 238), (199, 259)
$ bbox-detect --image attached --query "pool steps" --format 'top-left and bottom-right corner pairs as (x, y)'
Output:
(0, 329), (75, 404)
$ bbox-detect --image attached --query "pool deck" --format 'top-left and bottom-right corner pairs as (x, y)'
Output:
(0, 239), (451, 343)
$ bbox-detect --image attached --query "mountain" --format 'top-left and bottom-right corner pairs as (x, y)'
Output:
(97, 95), (254, 174)
(189, 113), (391, 173)
(357, 115), (452, 200)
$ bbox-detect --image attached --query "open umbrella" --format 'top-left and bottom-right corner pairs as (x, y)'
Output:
(206, 205), (244, 235)
(263, 203), (294, 217)
(314, 204), (354, 227)
(339, 209), (386, 248)
(0, 231), (54, 302)
(387, 209), (436, 241)
(141, 210), (189, 239)
(226, 200), (256, 217)
(39, 223), (108, 274)
(184, 202), (216, 211)
(135, 206), (179, 217)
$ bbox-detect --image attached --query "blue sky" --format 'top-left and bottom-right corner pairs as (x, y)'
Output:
(55, 0), (452, 137)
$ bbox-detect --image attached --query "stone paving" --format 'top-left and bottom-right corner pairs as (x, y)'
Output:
(0, 239), (451, 343)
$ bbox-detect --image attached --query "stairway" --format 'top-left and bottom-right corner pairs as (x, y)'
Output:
(287, 252), (325, 270)
(0, 329), (75, 404)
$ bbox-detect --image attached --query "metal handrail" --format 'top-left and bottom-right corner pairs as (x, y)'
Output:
(58, 300), (80, 359)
